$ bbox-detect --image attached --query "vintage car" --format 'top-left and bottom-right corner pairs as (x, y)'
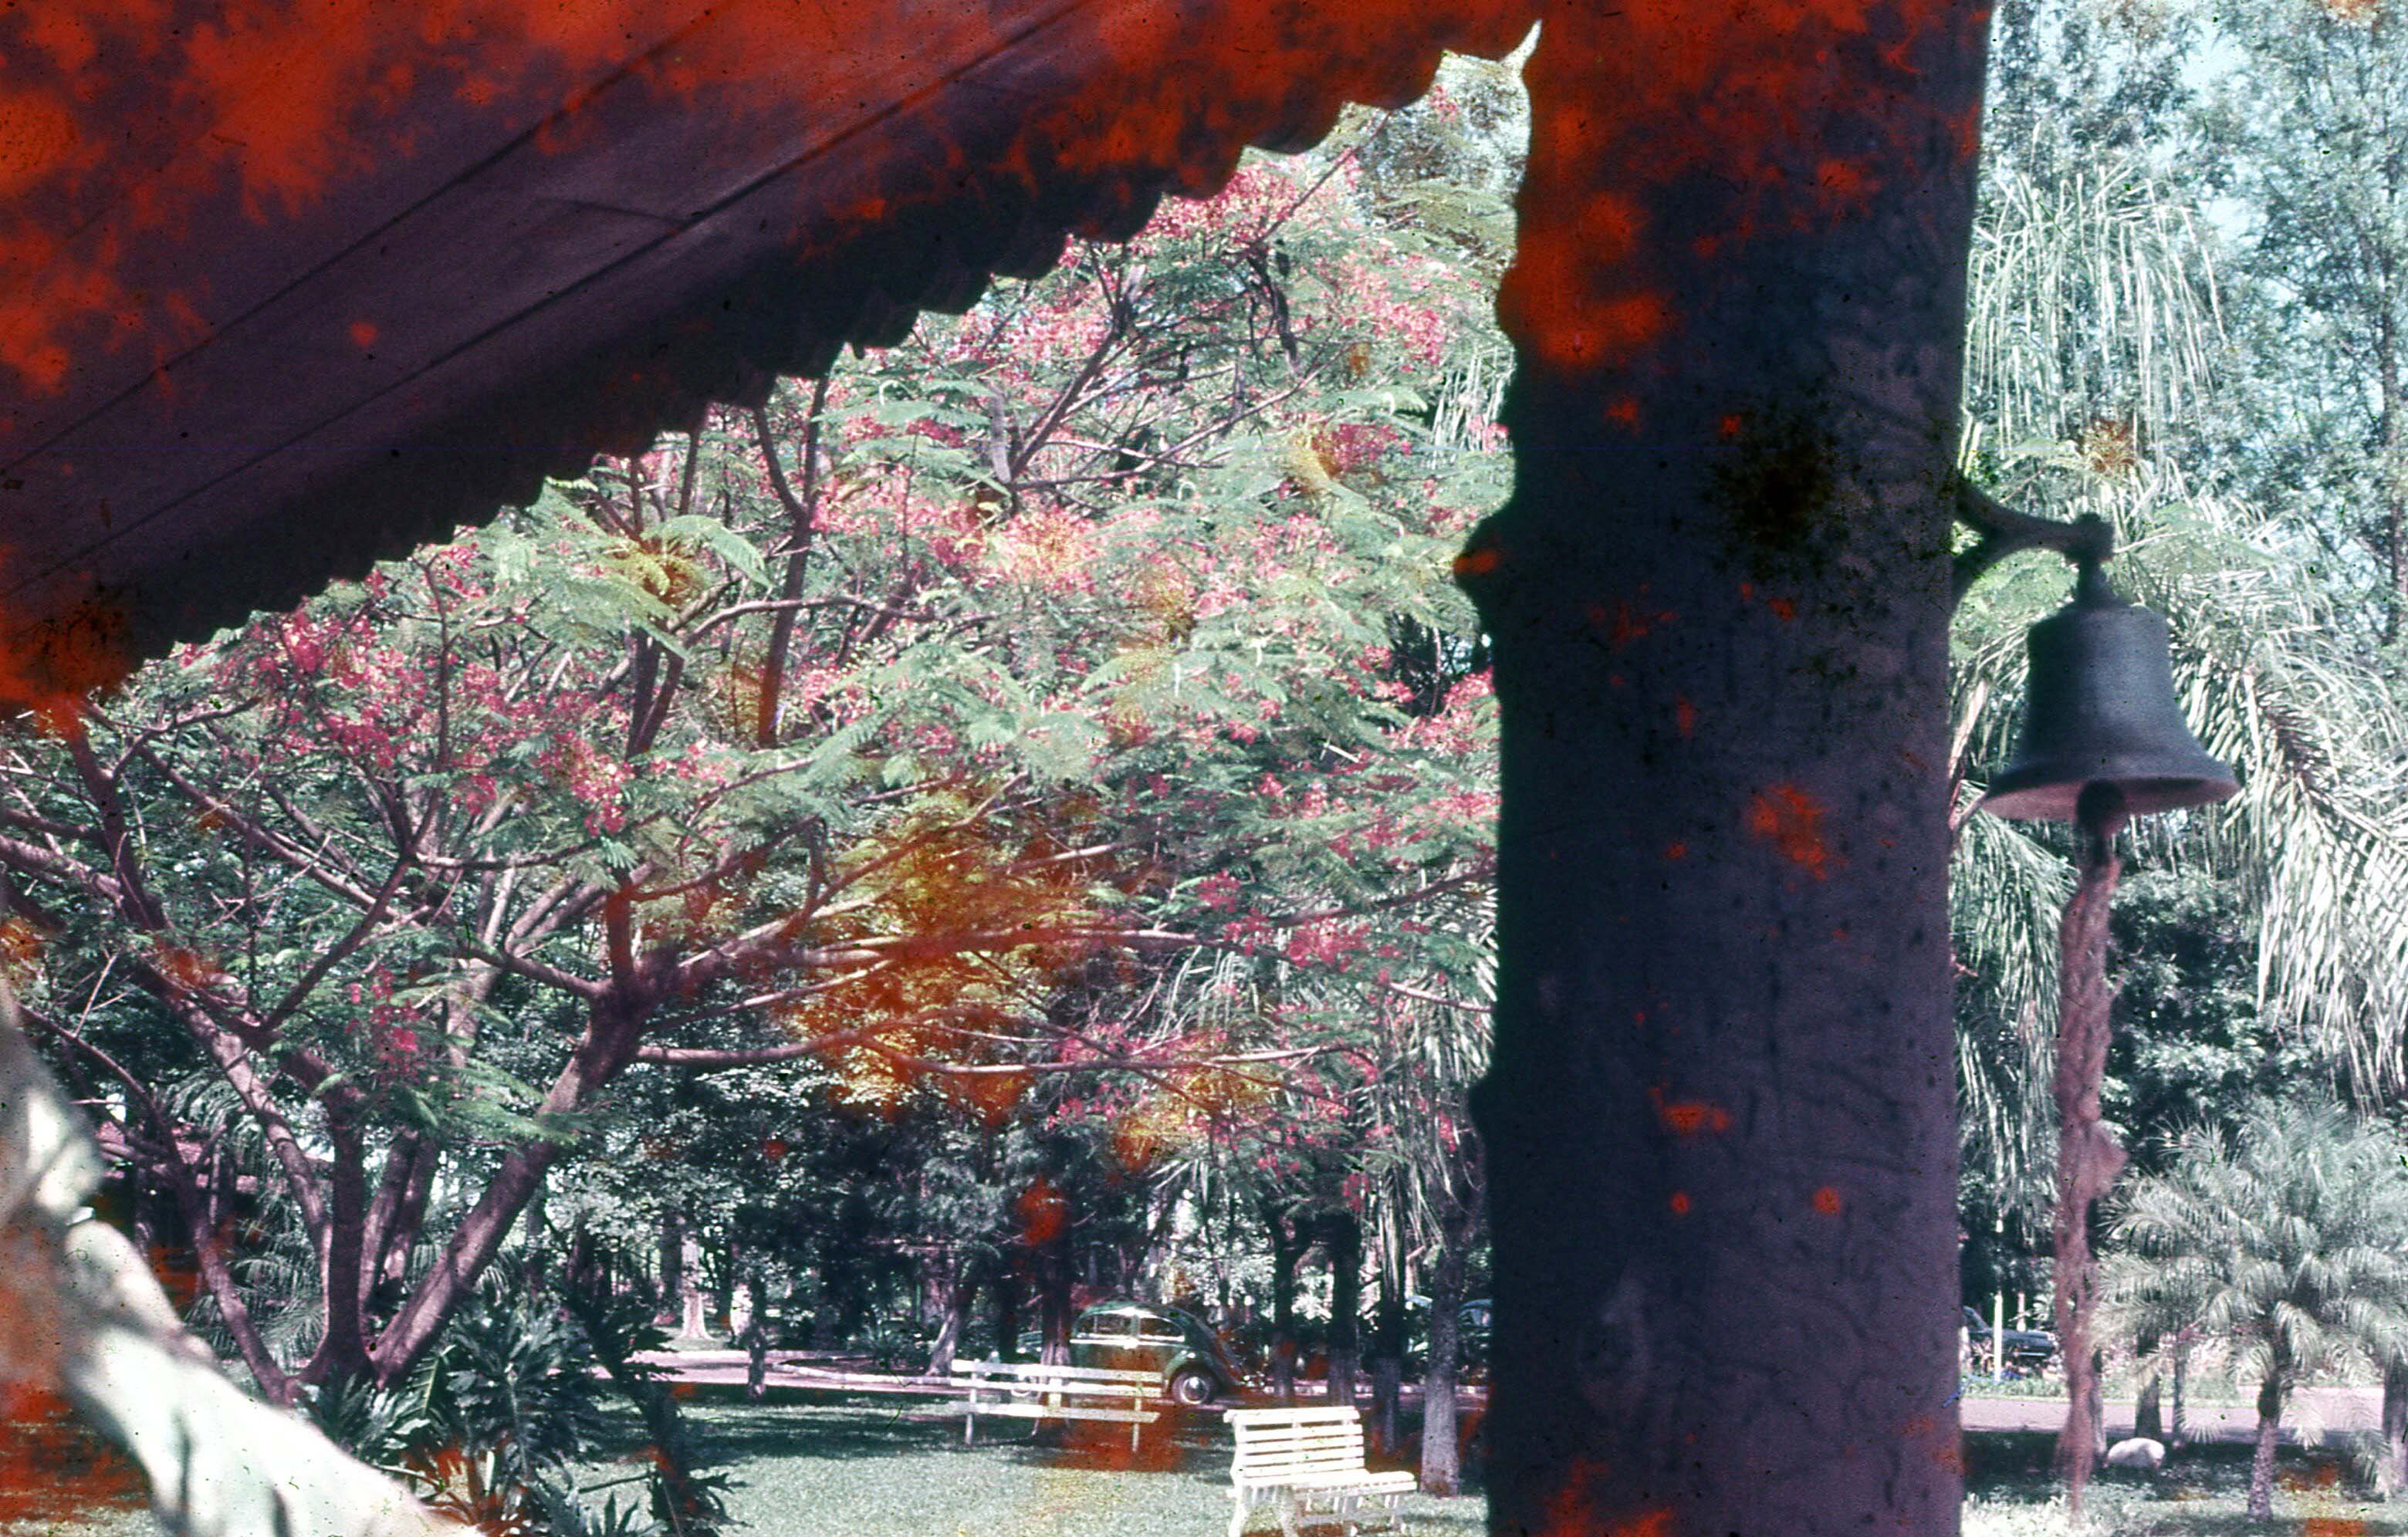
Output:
(1068, 1302), (1250, 1406)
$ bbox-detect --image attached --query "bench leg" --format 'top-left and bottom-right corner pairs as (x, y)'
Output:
(1279, 1492), (1303, 1537)
(1229, 1495), (1252, 1537)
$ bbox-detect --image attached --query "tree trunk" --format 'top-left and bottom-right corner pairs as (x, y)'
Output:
(1460, 0), (1985, 1525)
(2051, 788), (2128, 1514)
(360, 1130), (432, 1306)
(2086, 1348), (2106, 1461)
(1263, 1201), (1307, 1403)
(681, 1227), (709, 1338)
(736, 1310), (766, 1407)
(2170, 1335), (2188, 1447)
(927, 1260), (976, 1378)
(1371, 1281), (1405, 1456)
(380, 1137), (436, 1292)
(308, 1103), (374, 1391)
(1324, 1211), (1362, 1410)
(713, 1231), (739, 1337)
(2249, 1371), (2285, 1520)
(1420, 1206), (1478, 1496)
(658, 1207), (685, 1327)
(1037, 1230), (1076, 1366)
(994, 1265), (1023, 1363)
(2133, 1330), (2162, 1443)
(157, 1133), (292, 1402)
(369, 998), (649, 1383)
(2383, 1355), (2408, 1497)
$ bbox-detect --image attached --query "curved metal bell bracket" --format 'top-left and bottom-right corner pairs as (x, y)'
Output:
(1950, 478), (2114, 607)
(1949, 478), (2239, 823)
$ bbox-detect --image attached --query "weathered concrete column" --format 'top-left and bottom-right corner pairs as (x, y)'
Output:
(1461, 0), (1990, 1529)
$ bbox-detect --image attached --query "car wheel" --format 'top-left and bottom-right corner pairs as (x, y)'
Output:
(1170, 1370), (1216, 1407)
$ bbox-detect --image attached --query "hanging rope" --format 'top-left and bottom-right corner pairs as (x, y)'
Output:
(2051, 782), (2131, 1514)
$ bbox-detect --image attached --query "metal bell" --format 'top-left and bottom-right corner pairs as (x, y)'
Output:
(1979, 560), (2238, 821)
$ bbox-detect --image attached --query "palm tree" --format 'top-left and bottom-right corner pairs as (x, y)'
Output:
(2109, 1100), (2408, 1518)
(1952, 143), (2408, 1499)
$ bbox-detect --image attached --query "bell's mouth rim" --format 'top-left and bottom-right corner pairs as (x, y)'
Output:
(1978, 772), (2241, 822)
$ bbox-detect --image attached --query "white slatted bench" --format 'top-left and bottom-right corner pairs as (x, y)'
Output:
(949, 1360), (1163, 1452)
(1226, 1407), (1416, 1537)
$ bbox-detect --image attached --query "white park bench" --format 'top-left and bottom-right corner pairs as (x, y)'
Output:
(1226, 1406), (1416, 1537)
(948, 1360), (1164, 1452)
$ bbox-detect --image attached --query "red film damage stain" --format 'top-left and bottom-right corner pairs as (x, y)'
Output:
(1537, 1461), (1604, 1537)
(1673, 697), (1696, 737)
(8, 0), (1535, 399)
(348, 319), (379, 349)
(1491, 0), (1988, 565)
(1649, 1085), (1731, 1136)
(1662, 839), (1687, 861)
(1536, 1460), (1677, 1535)
(1766, 596), (1796, 622)
(1667, 1190), (1692, 1215)
(1607, 600), (1676, 652)
(1816, 157), (1872, 198)
(150, 943), (222, 991)
(0, 92), (78, 199)
(1811, 1185), (1843, 1215)
(1746, 783), (1835, 879)
(0, 913), (46, 977)
(1016, 1177), (1068, 1245)
(1453, 546), (1502, 579)
(0, 1382), (146, 1525)
(0, 583), (130, 736)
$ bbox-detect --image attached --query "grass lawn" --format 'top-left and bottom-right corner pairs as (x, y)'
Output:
(1963, 1430), (2408, 1534)
(597, 1393), (1486, 1537)
(20, 1393), (2408, 1535)
(0, 1390), (1481, 1537)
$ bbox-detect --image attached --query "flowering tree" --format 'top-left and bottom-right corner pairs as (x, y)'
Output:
(2, 140), (1500, 1414)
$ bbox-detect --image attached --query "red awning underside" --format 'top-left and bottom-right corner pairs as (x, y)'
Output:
(0, 0), (1534, 697)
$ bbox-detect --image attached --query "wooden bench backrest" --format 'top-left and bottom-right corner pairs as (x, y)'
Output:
(949, 1360), (1162, 1389)
(1227, 1407), (1372, 1481)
